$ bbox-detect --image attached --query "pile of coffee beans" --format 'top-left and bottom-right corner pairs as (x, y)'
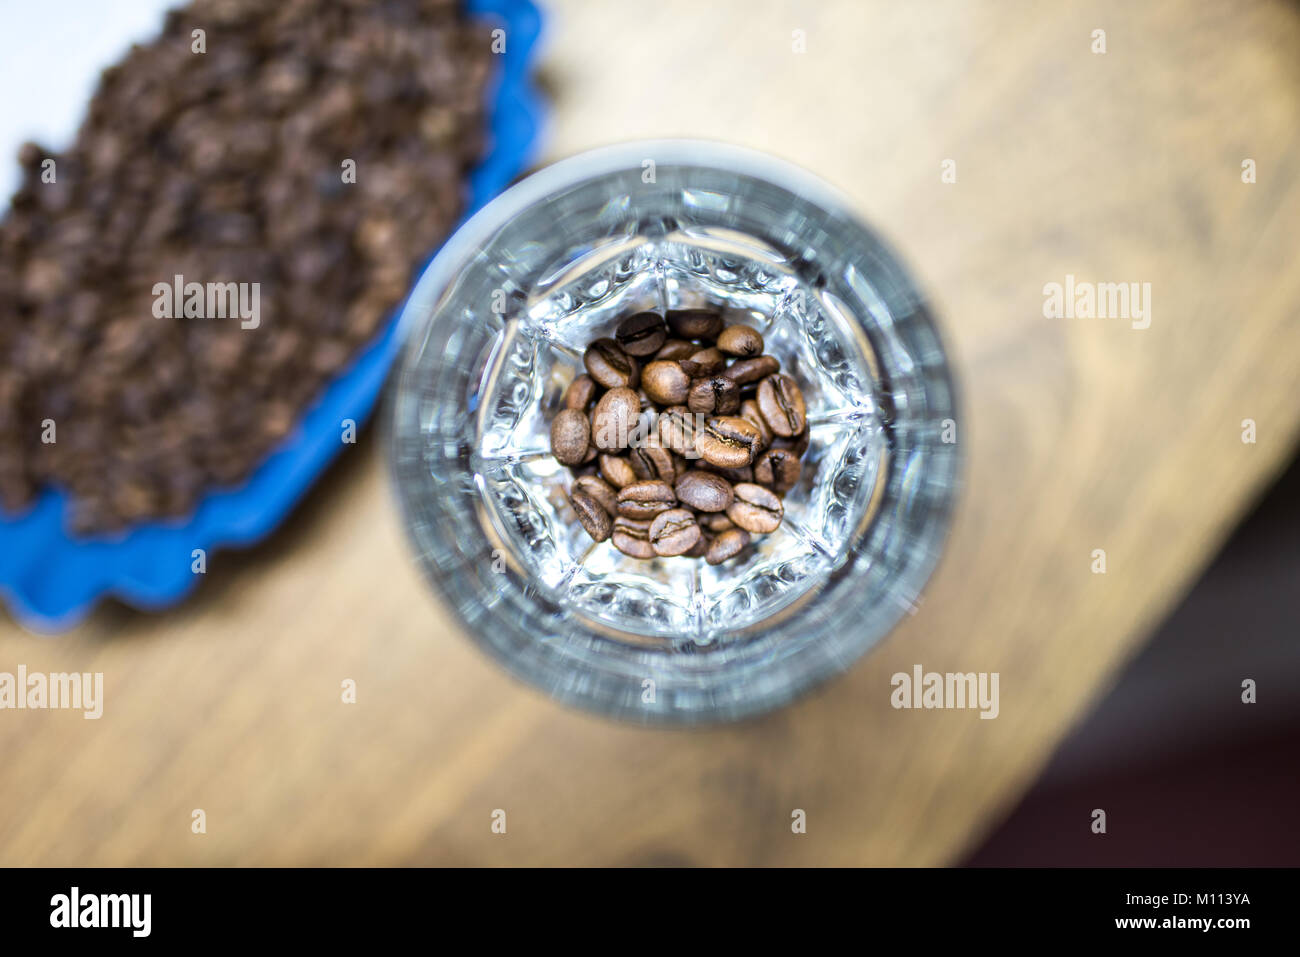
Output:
(549, 308), (809, 566)
(0, 0), (491, 531)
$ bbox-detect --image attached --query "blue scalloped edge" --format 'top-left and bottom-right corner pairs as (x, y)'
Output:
(0, 0), (546, 633)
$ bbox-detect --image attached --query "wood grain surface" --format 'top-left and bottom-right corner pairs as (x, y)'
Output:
(2, 0), (1299, 865)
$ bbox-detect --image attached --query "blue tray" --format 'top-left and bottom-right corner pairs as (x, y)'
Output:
(0, 0), (546, 633)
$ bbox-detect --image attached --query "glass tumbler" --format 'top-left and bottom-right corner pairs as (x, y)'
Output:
(388, 140), (959, 724)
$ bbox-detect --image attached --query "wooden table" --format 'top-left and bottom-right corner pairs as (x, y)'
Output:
(2, 0), (1298, 865)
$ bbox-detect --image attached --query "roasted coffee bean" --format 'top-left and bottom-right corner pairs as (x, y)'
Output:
(590, 387), (640, 451)
(675, 469), (734, 512)
(629, 444), (677, 483)
(648, 508), (701, 557)
(653, 339), (697, 361)
(615, 311), (667, 356)
(550, 409), (590, 466)
(611, 517), (656, 559)
(666, 308), (723, 339)
(716, 324), (763, 357)
(687, 375), (740, 415)
(739, 398), (774, 452)
(563, 374), (598, 411)
(583, 338), (640, 389)
(695, 416), (760, 469)
(706, 528), (751, 565)
(771, 429), (810, 458)
(641, 359), (691, 406)
(616, 479), (676, 520)
(722, 354), (780, 386)
(754, 448), (802, 494)
(657, 405), (699, 458)
(685, 532), (711, 558)
(570, 488), (612, 542)
(573, 474), (618, 516)
(702, 463), (754, 484)
(726, 482), (784, 534)
(598, 453), (638, 489)
(756, 373), (807, 437)
(704, 513), (736, 533)
(679, 347), (725, 378)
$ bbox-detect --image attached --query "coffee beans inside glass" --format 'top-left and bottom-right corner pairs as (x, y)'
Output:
(549, 306), (809, 567)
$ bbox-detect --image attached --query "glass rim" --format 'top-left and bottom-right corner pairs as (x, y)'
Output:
(395, 139), (883, 343)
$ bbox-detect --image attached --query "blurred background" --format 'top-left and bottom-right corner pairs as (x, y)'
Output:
(0, 0), (1297, 865)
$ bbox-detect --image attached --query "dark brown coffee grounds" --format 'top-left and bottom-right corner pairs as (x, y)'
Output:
(0, 0), (492, 532)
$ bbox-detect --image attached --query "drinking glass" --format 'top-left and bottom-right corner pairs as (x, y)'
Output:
(388, 140), (959, 723)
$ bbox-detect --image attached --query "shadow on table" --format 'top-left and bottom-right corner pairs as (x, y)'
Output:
(966, 449), (1300, 866)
